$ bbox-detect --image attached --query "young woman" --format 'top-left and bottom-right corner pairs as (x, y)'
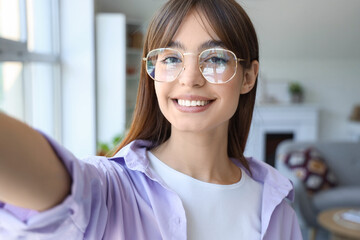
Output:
(0, 0), (303, 239)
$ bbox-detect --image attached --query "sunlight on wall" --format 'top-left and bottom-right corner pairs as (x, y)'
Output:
(0, 0), (21, 41)
(3, 63), (21, 91)
(26, 0), (53, 54)
(0, 62), (24, 120)
(27, 0), (35, 49)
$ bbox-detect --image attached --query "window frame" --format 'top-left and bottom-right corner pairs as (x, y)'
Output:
(0, 0), (62, 141)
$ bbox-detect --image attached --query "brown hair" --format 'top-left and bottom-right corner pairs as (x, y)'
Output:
(114, 0), (259, 173)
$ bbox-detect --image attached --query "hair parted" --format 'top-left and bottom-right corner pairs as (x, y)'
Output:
(114, 0), (259, 173)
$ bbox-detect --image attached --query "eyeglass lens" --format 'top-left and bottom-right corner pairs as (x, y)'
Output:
(146, 48), (237, 84)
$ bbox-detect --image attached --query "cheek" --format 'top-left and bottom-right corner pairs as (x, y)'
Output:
(227, 93), (240, 117)
(221, 79), (242, 116)
(223, 78), (242, 101)
(154, 82), (170, 113)
(154, 81), (165, 96)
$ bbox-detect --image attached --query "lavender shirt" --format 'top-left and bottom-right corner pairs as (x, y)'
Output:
(0, 136), (303, 239)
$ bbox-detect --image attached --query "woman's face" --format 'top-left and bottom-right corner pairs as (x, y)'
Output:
(154, 10), (256, 134)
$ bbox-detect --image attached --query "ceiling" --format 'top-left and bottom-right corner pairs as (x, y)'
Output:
(97, 0), (360, 59)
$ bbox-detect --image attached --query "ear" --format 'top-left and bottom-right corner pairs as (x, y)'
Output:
(240, 60), (259, 94)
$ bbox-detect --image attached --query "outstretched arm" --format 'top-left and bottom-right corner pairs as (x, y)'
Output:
(0, 113), (71, 211)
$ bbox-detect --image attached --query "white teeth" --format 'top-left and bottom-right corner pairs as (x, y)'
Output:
(177, 99), (210, 107)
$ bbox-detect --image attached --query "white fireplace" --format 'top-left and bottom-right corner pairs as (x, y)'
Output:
(244, 104), (320, 164)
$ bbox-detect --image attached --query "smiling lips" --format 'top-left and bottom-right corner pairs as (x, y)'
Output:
(177, 99), (210, 107)
(173, 97), (214, 113)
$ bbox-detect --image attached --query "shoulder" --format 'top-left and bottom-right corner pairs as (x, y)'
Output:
(244, 157), (295, 201)
(43, 132), (146, 202)
(265, 200), (303, 239)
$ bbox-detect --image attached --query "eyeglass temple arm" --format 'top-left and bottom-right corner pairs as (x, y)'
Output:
(143, 53), (245, 63)
(143, 57), (245, 62)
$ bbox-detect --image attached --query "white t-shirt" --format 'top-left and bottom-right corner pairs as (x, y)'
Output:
(147, 151), (263, 240)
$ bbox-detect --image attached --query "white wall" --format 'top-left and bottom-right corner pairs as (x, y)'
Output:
(259, 59), (360, 140)
(60, 0), (96, 158)
(243, 0), (360, 141)
(96, 14), (127, 144)
(242, 0), (360, 59)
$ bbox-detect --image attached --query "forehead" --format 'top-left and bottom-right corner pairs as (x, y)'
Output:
(170, 9), (222, 51)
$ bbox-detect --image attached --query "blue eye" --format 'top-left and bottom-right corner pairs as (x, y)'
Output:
(206, 57), (229, 65)
(161, 56), (182, 65)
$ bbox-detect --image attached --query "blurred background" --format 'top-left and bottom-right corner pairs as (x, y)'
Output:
(1, 0), (359, 158)
(1, 0), (359, 239)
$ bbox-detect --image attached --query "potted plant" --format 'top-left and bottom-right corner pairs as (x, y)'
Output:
(289, 82), (304, 103)
(97, 133), (124, 157)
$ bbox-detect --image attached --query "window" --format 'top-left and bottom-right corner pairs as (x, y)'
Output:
(0, 0), (61, 140)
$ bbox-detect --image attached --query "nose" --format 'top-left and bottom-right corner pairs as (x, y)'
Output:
(178, 56), (206, 87)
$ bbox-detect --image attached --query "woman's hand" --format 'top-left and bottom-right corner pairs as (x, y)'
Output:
(0, 113), (71, 211)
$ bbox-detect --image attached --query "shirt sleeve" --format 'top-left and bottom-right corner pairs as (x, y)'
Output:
(264, 200), (303, 240)
(0, 133), (112, 239)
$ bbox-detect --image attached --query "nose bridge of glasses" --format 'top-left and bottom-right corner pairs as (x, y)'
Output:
(182, 52), (200, 70)
(183, 52), (196, 56)
(175, 52), (204, 84)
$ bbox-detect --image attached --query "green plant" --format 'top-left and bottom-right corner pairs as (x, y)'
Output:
(97, 133), (124, 156)
(289, 82), (303, 94)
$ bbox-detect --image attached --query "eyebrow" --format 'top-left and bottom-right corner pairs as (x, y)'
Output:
(167, 40), (226, 52)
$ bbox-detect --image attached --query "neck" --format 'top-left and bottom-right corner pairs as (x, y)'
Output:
(151, 124), (241, 184)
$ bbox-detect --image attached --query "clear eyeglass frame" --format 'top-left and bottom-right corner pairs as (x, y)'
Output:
(142, 47), (245, 84)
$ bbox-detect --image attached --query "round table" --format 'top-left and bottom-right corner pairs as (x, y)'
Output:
(317, 208), (360, 240)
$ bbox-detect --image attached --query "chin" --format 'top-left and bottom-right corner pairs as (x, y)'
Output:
(170, 119), (229, 135)
(172, 124), (206, 133)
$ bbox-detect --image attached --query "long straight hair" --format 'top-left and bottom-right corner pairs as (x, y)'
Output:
(114, 0), (259, 173)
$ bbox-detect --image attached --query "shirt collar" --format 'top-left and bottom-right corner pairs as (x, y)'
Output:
(112, 139), (151, 172)
(246, 157), (294, 201)
(112, 139), (294, 201)
(111, 140), (170, 187)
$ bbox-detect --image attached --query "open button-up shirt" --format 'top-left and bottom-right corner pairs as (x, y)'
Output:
(0, 136), (303, 239)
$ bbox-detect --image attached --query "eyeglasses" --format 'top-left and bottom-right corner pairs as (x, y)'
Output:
(143, 48), (244, 84)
